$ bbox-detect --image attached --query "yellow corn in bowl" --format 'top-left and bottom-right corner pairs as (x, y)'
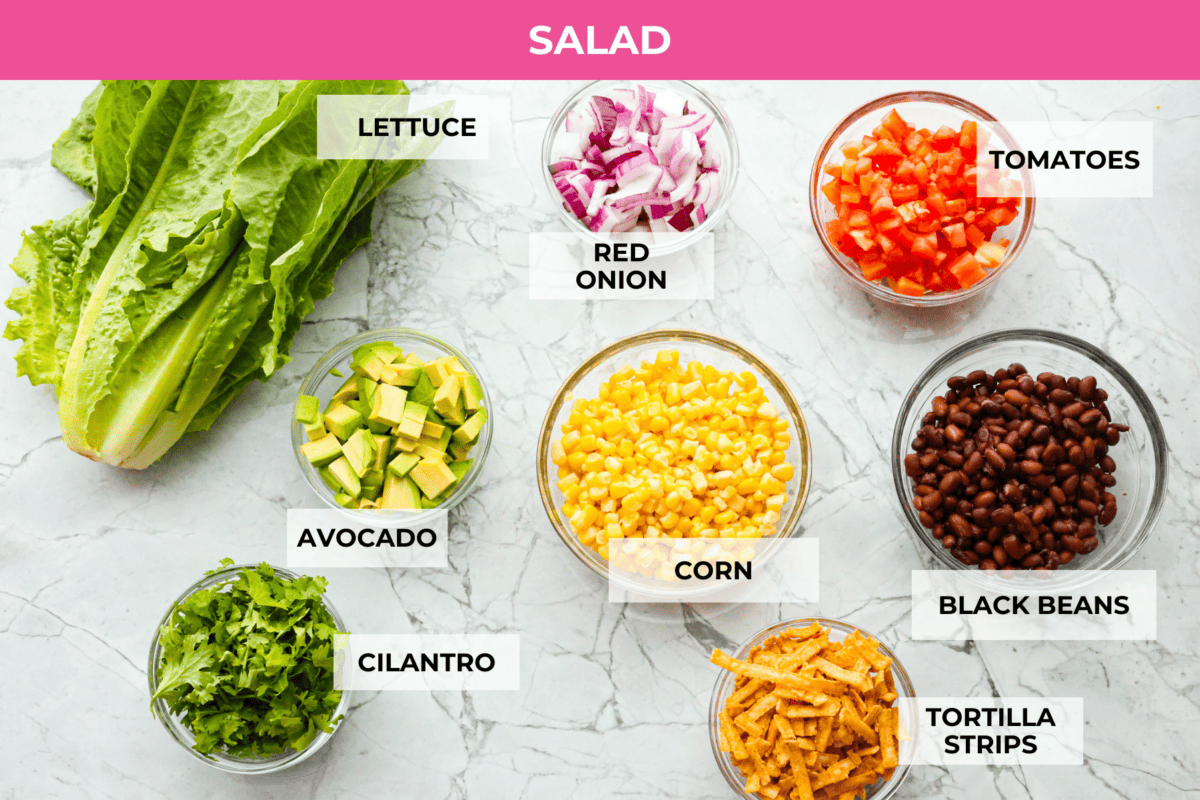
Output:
(537, 330), (813, 590)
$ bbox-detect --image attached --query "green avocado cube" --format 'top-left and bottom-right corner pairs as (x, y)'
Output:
(397, 401), (428, 439)
(449, 460), (472, 481)
(404, 352), (425, 366)
(408, 371), (436, 406)
(342, 428), (375, 477)
(304, 421), (327, 441)
(392, 433), (419, 453)
(432, 375), (462, 420)
(384, 361), (423, 387)
(448, 440), (474, 461)
(328, 456), (362, 499)
(387, 452), (421, 478)
(330, 376), (359, 406)
(463, 376), (484, 412)
(372, 434), (393, 472)
(421, 419), (446, 439)
(319, 467), (342, 492)
(410, 458), (458, 499)
(302, 433), (343, 467)
(334, 492), (354, 508)
(295, 394), (321, 426)
(361, 468), (385, 489)
(452, 408), (487, 445)
(369, 383), (408, 427)
(357, 376), (378, 407)
(381, 474), (422, 509)
(324, 404), (363, 441)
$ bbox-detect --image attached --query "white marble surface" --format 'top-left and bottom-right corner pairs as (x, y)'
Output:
(1, 80), (1198, 799)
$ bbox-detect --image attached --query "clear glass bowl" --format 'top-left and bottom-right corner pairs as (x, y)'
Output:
(709, 618), (918, 800)
(891, 329), (1168, 572)
(809, 90), (1035, 307)
(541, 79), (740, 256)
(292, 328), (494, 523)
(147, 564), (350, 773)
(536, 330), (813, 599)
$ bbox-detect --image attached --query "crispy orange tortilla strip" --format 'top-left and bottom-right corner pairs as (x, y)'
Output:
(787, 742), (816, 800)
(785, 700), (841, 718)
(811, 757), (857, 791)
(838, 697), (878, 745)
(715, 650), (848, 694)
(878, 709), (898, 770)
(812, 658), (872, 693)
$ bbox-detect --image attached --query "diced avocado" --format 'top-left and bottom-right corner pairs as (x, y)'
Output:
(334, 492), (354, 508)
(463, 376), (484, 412)
(397, 401), (429, 439)
(392, 433), (419, 453)
(359, 498), (379, 509)
(372, 434), (392, 472)
(389, 362), (423, 387)
(444, 356), (471, 378)
(324, 404), (363, 441)
(330, 376), (359, 406)
(352, 344), (392, 377)
(328, 456), (362, 499)
(421, 495), (445, 509)
(424, 408), (444, 425)
(319, 467), (342, 492)
(452, 408), (487, 445)
(365, 418), (392, 435)
(361, 485), (382, 502)
(423, 357), (453, 388)
(404, 352), (425, 366)
(369, 383), (408, 427)
(387, 452), (421, 478)
(372, 343), (405, 364)
(357, 376), (378, 407)
(413, 442), (448, 461)
(410, 458), (458, 499)
(380, 474), (422, 509)
(408, 371), (436, 405)
(421, 419), (446, 439)
(304, 421), (327, 441)
(448, 440), (474, 461)
(342, 428), (375, 477)
(302, 433), (343, 467)
(441, 393), (466, 427)
(361, 468), (385, 488)
(449, 460), (472, 481)
(346, 397), (371, 421)
(295, 394), (321, 426)
(433, 375), (462, 420)
(330, 367), (345, 378)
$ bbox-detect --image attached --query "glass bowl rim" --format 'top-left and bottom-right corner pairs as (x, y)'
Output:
(291, 326), (495, 524)
(535, 328), (814, 597)
(889, 327), (1169, 574)
(540, 78), (742, 256)
(707, 616), (917, 800)
(146, 563), (351, 773)
(807, 89), (1036, 307)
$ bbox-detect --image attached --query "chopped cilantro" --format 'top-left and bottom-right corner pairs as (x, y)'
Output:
(152, 561), (346, 759)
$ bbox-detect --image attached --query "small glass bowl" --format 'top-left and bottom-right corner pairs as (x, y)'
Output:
(292, 328), (494, 522)
(809, 91), (1035, 307)
(709, 618), (918, 800)
(536, 330), (812, 599)
(147, 564), (350, 773)
(541, 79), (741, 256)
(892, 329), (1168, 572)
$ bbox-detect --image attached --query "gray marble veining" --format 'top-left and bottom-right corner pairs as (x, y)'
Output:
(0, 80), (1197, 799)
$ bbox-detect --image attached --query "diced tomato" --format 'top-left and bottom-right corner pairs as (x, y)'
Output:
(944, 222), (967, 249)
(821, 106), (1021, 297)
(860, 260), (890, 281)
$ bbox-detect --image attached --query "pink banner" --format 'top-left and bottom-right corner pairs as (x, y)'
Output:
(3, 0), (1197, 78)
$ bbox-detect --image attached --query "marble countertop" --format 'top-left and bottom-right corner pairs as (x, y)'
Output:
(1, 80), (1197, 800)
